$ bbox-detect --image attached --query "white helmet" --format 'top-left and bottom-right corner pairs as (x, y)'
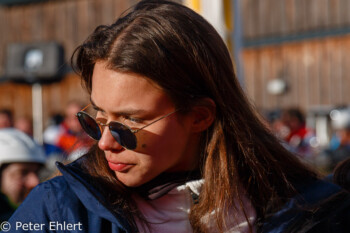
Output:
(0, 128), (46, 167)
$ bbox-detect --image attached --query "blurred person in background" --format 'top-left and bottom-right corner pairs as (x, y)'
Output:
(281, 107), (315, 158)
(14, 115), (33, 137)
(45, 101), (92, 160)
(0, 109), (13, 129)
(43, 113), (64, 156)
(0, 128), (46, 222)
(318, 108), (350, 172)
(265, 109), (290, 140)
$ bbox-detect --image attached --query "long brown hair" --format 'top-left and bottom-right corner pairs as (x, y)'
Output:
(72, 0), (318, 232)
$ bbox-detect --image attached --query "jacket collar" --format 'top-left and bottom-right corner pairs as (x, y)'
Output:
(56, 159), (132, 232)
(131, 170), (201, 200)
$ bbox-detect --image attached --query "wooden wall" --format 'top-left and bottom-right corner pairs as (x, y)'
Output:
(0, 0), (137, 126)
(240, 0), (350, 112)
(241, 0), (350, 39)
(243, 35), (350, 111)
(0, 74), (88, 121)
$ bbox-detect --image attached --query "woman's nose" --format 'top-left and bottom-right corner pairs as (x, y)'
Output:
(98, 126), (124, 151)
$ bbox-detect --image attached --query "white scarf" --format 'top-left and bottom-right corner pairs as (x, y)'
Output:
(133, 179), (256, 233)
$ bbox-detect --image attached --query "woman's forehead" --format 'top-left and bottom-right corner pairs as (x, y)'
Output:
(92, 61), (162, 90)
(90, 62), (174, 113)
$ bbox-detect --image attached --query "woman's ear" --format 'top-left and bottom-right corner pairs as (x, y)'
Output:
(190, 98), (216, 133)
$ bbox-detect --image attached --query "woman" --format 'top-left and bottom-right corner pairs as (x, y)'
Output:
(7, 1), (344, 232)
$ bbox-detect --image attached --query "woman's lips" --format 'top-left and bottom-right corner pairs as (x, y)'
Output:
(108, 161), (134, 172)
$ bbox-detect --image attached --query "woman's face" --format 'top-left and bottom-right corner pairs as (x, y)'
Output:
(91, 61), (199, 187)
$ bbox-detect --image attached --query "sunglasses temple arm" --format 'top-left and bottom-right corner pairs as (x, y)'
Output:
(133, 110), (179, 133)
(81, 104), (91, 112)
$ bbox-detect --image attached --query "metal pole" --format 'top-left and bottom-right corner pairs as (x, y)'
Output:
(233, 0), (245, 88)
(32, 83), (43, 144)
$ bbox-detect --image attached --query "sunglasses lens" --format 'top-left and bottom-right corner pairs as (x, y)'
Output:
(77, 112), (101, 140)
(109, 122), (137, 150)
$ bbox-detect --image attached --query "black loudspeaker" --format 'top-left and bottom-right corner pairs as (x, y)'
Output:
(5, 42), (65, 83)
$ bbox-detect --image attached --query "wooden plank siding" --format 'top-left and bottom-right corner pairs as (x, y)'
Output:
(242, 35), (350, 111)
(240, 0), (350, 113)
(242, 0), (350, 39)
(0, 0), (136, 127)
(0, 74), (88, 124)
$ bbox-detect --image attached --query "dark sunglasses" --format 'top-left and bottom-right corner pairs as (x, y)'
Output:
(76, 104), (179, 150)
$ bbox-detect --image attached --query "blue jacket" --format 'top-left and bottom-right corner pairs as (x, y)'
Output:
(261, 179), (349, 232)
(3, 159), (347, 233)
(4, 161), (132, 233)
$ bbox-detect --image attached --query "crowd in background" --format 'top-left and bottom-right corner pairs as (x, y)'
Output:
(264, 106), (350, 175)
(0, 102), (94, 177)
(0, 100), (94, 223)
(0, 101), (93, 161)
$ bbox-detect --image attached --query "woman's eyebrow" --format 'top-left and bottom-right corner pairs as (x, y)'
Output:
(90, 98), (147, 116)
(116, 109), (147, 117)
(90, 99), (103, 111)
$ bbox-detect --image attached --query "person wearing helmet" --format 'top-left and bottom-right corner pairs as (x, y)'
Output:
(0, 128), (46, 222)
